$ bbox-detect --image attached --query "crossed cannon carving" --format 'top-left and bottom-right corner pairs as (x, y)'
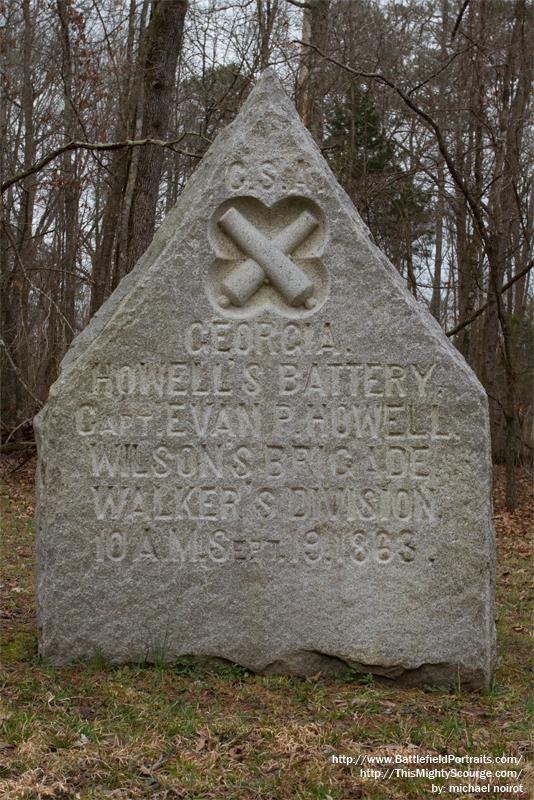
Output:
(217, 206), (319, 308)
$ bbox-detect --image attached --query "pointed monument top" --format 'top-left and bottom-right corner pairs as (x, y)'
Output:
(249, 67), (288, 94)
(257, 66), (281, 82)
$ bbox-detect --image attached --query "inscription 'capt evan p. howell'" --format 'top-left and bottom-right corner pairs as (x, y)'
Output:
(35, 70), (495, 689)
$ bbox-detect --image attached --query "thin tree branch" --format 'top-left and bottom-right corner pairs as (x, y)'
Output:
(286, 0), (312, 9)
(25, 266), (95, 285)
(295, 41), (491, 252)
(1, 138), (203, 195)
(0, 336), (43, 408)
(446, 260), (533, 337)
(452, 0), (470, 40)
(3, 223), (76, 336)
(408, 46), (470, 96)
(3, 417), (34, 445)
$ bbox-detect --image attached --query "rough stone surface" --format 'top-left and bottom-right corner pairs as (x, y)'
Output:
(35, 70), (496, 687)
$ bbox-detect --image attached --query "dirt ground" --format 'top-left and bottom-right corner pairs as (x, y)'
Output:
(0, 455), (532, 799)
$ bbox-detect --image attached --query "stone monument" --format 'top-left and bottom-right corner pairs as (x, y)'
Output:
(35, 70), (495, 687)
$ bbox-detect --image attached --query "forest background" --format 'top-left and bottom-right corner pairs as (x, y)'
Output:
(1, 0), (532, 509)
(0, 4), (532, 798)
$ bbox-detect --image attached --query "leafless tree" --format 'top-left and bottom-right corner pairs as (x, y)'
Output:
(0, 0), (531, 509)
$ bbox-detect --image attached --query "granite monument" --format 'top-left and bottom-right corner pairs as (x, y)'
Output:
(35, 70), (495, 687)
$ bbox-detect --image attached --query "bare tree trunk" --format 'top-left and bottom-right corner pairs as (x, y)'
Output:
(1, 0), (36, 436)
(113, 0), (151, 290)
(90, 0), (140, 315)
(454, 8), (483, 365)
(430, 159), (445, 321)
(56, 0), (79, 346)
(430, 0), (449, 323)
(256, 0), (280, 70)
(484, 0), (531, 509)
(296, 0), (330, 144)
(123, 0), (188, 277)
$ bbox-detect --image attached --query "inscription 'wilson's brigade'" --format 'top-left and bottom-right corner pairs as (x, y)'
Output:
(86, 442), (432, 481)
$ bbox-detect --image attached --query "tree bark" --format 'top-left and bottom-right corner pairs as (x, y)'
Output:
(256, 0), (280, 71)
(430, 0), (449, 323)
(56, 0), (79, 346)
(1, 0), (35, 436)
(296, 0), (330, 144)
(123, 0), (188, 277)
(483, 0), (531, 508)
(90, 0), (140, 315)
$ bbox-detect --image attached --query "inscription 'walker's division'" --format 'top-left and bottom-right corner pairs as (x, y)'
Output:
(35, 70), (496, 688)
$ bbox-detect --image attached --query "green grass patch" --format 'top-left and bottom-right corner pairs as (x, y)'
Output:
(0, 466), (532, 799)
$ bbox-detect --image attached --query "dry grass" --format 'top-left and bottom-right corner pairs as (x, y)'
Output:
(0, 457), (532, 799)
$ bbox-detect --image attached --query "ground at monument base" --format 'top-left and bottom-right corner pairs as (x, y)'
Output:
(0, 460), (532, 800)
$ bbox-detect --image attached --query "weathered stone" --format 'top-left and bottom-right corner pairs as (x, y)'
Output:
(35, 70), (495, 688)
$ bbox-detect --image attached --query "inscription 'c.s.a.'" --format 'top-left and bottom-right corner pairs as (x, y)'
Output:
(225, 157), (314, 193)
